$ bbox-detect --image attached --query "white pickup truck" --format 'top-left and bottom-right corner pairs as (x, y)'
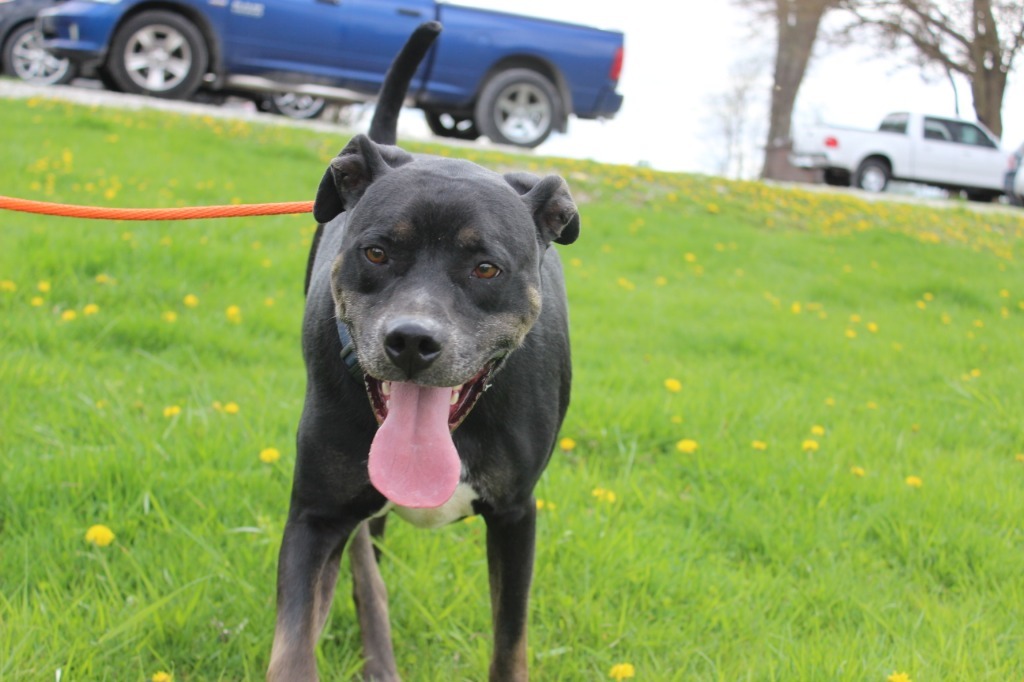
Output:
(791, 112), (1006, 201)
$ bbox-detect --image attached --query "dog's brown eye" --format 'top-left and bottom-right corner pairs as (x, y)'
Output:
(472, 262), (501, 279)
(365, 247), (388, 265)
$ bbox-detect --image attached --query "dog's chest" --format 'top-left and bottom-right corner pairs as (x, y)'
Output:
(378, 482), (480, 529)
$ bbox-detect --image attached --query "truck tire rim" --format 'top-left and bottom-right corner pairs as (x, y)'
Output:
(271, 93), (325, 119)
(123, 24), (193, 92)
(861, 166), (887, 192)
(494, 82), (551, 145)
(12, 29), (71, 84)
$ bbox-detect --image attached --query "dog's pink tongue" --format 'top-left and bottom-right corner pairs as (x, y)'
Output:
(368, 382), (460, 508)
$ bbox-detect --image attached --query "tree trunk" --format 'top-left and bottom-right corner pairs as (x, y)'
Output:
(761, 0), (834, 180)
(968, 0), (1008, 138)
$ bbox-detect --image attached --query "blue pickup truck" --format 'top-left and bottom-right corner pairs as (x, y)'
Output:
(39, 0), (624, 147)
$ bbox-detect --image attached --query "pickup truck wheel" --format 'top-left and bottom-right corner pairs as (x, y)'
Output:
(855, 159), (891, 193)
(475, 68), (559, 148)
(3, 22), (76, 85)
(265, 93), (327, 120)
(107, 11), (207, 99)
(424, 112), (481, 141)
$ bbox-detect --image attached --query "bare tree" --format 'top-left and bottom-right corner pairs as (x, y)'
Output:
(738, 0), (842, 180)
(839, 0), (1024, 138)
(704, 57), (768, 179)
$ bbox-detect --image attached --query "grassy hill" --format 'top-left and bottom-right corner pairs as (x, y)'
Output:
(2, 94), (1024, 681)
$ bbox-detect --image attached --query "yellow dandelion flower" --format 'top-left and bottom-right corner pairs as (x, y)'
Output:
(212, 400), (223, 411)
(559, 437), (577, 451)
(810, 425), (825, 437)
(866, 322), (879, 333)
(970, 368), (981, 378)
(1015, 454), (1024, 463)
(802, 439), (819, 452)
(31, 296), (44, 307)
(844, 329), (857, 339)
(591, 488), (617, 504)
(670, 415), (683, 424)
(850, 466), (866, 477)
(83, 303), (99, 316)
(152, 672), (173, 682)
(684, 253), (697, 263)
(940, 313), (952, 325)
(849, 313), (862, 323)
(95, 273), (113, 284)
(85, 524), (115, 547)
(664, 378), (682, 393)
(676, 438), (699, 454)
(999, 289), (1010, 298)
(915, 301), (926, 310)
(751, 440), (768, 451)
(866, 401), (878, 410)
(61, 309), (77, 321)
(905, 475), (923, 488)
(0, 280), (17, 293)
(162, 311), (178, 323)
(706, 203), (720, 214)
(183, 294), (199, 308)
(38, 280), (51, 293)
(223, 401), (240, 415)
(609, 663), (635, 680)
(536, 498), (556, 511)
(923, 292), (934, 302)
(824, 397), (836, 407)
(264, 297), (276, 307)
(226, 305), (242, 323)
(655, 275), (668, 286)
(259, 447), (281, 464)
(791, 302), (802, 314)
(887, 671), (912, 682)
(973, 319), (984, 328)
(163, 405), (181, 418)
(616, 277), (635, 291)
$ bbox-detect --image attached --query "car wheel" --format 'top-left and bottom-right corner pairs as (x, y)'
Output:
(264, 92), (327, 120)
(855, 159), (891, 193)
(424, 111), (481, 141)
(106, 10), (207, 99)
(474, 68), (560, 148)
(2, 22), (76, 85)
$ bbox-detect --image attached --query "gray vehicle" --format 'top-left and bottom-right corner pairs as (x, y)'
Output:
(1, 0), (74, 85)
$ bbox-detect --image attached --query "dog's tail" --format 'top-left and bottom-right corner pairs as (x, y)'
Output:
(367, 21), (442, 145)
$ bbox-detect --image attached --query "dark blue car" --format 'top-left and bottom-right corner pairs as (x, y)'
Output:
(39, 0), (624, 147)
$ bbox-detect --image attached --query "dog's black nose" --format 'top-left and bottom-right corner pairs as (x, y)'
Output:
(384, 320), (443, 376)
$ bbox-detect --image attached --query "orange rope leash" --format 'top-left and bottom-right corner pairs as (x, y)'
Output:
(0, 195), (313, 220)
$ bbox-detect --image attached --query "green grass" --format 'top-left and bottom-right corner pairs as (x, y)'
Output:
(3, 93), (1024, 681)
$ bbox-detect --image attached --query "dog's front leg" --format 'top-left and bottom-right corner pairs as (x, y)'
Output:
(268, 516), (356, 682)
(484, 501), (537, 682)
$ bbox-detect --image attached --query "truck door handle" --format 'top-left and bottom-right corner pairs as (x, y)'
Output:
(397, 8), (423, 17)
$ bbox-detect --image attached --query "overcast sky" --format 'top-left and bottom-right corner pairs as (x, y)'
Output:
(427, 1), (1024, 175)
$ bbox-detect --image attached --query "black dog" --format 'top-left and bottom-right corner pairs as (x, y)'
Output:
(269, 22), (579, 682)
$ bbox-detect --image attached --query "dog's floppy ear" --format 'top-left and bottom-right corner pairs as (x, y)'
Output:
(312, 134), (414, 223)
(504, 172), (580, 246)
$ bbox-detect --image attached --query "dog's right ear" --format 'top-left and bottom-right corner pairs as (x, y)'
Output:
(312, 134), (414, 223)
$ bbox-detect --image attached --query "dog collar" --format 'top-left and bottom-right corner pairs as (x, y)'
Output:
(336, 319), (364, 378)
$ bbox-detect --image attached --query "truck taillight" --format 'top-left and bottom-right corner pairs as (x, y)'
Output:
(609, 47), (623, 82)
(824, 136), (839, 149)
